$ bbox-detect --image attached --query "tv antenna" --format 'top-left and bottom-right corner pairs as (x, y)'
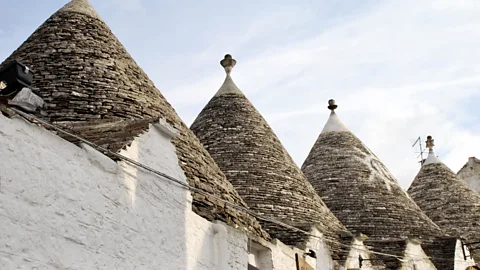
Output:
(412, 136), (427, 167)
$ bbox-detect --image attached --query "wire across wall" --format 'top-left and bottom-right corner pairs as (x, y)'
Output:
(6, 107), (478, 266)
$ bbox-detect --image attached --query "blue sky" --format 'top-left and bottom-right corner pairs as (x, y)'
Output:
(0, 0), (479, 188)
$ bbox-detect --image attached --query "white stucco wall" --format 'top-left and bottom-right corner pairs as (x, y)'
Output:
(400, 241), (436, 270)
(344, 238), (378, 270)
(0, 114), (249, 270)
(0, 114), (337, 270)
(248, 231), (378, 270)
(246, 235), (327, 270)
(248, 241), (274, 269)
(454, 239), (476, 270)
(270, 239), (304, 270)
(314, 238), (335, 270)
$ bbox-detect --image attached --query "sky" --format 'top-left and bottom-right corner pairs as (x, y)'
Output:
(0, 0), (479, 188)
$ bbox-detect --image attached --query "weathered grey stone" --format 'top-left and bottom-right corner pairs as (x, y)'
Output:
(0, 0), (269, 240)
(421, 237), (459, 270)
(365, 239), (408, 269)
(302, 126), (442, 239)
(408, 151), (480, 262)
(301, 107), (446, 268)
(191, 56), (347, 259)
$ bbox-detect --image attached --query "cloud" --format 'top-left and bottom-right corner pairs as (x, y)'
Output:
(158, 0), (480, 188)
(1, 0), (476, 190)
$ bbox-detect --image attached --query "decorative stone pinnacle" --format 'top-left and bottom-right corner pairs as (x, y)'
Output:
(426, 135), (435, 152)
(328, 99), (338, 111)
(220, 54), (236, 74)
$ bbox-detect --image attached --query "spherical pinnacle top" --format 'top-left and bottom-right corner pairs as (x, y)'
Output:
(328, 99), (338, 111)
(220, 54), (236, 74)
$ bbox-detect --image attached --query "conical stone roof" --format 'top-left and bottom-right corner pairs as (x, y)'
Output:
(301, 100), (443, 240)
(191, 55), (347, 250)
(408, 136), (480, 261)
(1, 0), (269, 239)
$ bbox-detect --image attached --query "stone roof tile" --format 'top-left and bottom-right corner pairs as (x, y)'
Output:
(421, 237), (458, 270)
(365, 239), (407, 269)
(408, 141), (480, 262)
(301, 103), (444, 241)
(191, 55), (347, 254)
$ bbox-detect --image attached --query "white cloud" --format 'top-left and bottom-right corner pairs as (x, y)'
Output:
(159, 0), (480, 188)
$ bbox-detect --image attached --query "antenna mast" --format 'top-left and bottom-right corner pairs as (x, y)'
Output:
(412, 136), (427, 167)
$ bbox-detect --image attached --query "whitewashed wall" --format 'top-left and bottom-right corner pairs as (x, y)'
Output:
(343, 238), (378, 270)
(400, 240), (475, 270)
(454, 239), (476, 270)
(401, 240), (436, 270)
(0, 114), (247, 270)
(248, 231), (380, 270)
(0, 114), (338, 270)
(250, 236), (330, 270)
